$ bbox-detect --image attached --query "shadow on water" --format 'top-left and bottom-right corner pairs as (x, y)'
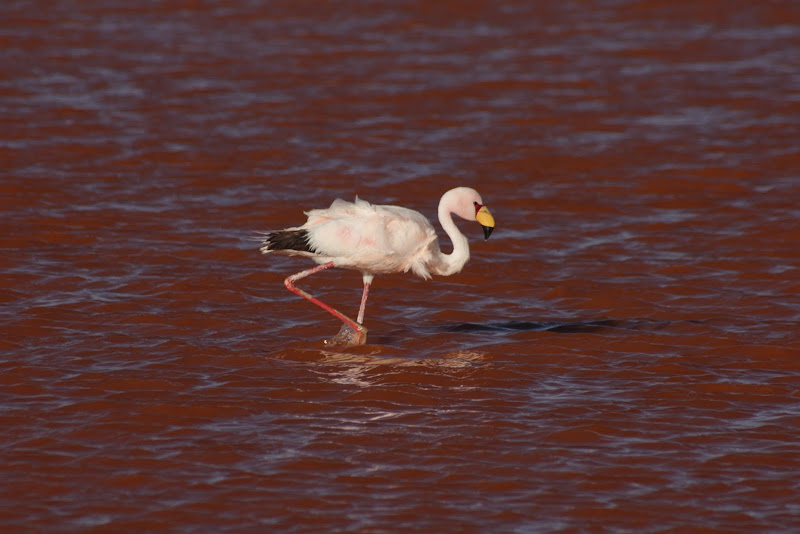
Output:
(444, 319), (673, 334)
(269, 320), (681, 358)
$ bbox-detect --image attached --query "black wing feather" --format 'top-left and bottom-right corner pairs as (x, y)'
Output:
(262, 229), (313, 253)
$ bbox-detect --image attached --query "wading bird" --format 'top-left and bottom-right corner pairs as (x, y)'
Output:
(259, 186), (495, 346)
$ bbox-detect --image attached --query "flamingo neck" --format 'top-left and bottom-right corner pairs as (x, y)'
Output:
(430, 201), (470, 277)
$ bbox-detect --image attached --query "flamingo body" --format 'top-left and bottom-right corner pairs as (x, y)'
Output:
(280, 198), (439, 279)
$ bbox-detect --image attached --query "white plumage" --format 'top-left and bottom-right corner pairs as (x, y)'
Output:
(260, 186), (495, 346)
(301, 198), (439, 279)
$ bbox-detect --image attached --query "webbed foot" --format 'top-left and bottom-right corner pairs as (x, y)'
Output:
(324, 323), (368, 347)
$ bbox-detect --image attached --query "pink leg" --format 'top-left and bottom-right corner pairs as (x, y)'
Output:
(284, 262), (366, 342)
(356, 274), (373, 325)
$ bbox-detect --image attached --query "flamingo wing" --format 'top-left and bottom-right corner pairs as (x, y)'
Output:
(303, 198), (437, 276)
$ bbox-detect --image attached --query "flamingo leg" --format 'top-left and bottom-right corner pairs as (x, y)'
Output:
(283, 261), (367, 345)
(356, 274), (373, 325)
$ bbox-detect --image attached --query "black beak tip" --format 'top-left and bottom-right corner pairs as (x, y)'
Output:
(482, 225), (494, 240)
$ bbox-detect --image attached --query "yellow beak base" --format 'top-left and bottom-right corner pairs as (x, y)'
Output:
(476, 206), (495, 240)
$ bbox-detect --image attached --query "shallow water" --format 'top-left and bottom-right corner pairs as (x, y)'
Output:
(2, 1), (800, 532)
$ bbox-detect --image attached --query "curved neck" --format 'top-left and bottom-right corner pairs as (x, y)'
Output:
(430, 202), (470, 277)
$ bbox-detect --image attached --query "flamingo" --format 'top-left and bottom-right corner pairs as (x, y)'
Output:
(259, 186), (495, 346)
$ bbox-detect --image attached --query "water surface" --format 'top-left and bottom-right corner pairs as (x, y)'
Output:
(2, 1), (799, 531)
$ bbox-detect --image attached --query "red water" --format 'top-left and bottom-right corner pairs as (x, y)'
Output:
(2, 1), (800, 532)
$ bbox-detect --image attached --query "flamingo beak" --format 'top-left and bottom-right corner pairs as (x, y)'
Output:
(475, 205), (495, 240)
